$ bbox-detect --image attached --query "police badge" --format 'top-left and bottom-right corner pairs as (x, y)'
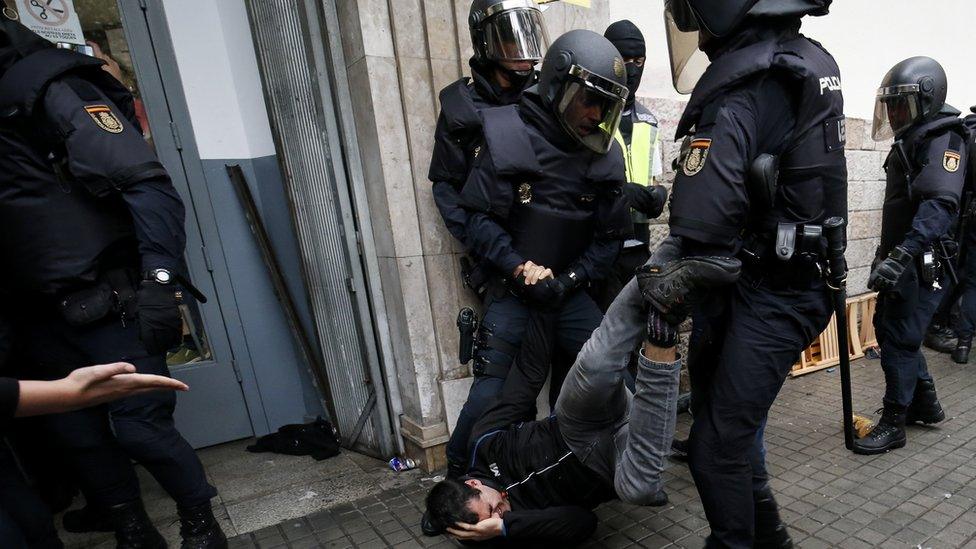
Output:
(943, 150), (961, 173)
(518, 183), (532, 204)
(84, 105), (124, 134)
(682, 139), (712, 177)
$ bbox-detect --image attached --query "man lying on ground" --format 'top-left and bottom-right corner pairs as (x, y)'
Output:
(423, 254), (741, 545)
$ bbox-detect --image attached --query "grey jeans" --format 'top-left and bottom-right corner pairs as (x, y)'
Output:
(555, 278), (681, 505)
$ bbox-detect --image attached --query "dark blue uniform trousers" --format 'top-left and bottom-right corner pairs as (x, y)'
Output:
(13, 308), (215, 508)
(875, 267), (945, 406)
(445, 289), (603, 476)
(686, 276), (831, 549)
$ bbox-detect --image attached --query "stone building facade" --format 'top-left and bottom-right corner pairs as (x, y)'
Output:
(333, 0), (888, 468)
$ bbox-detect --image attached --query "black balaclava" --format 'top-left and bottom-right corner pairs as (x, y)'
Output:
(604, 20), (645, 112)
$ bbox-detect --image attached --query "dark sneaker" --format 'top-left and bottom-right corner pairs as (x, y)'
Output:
(636, 256), (742, 324)
(178, 502), (228, 549)
(421, 511), (441, 536)
(670, 438), (689, 463)
(906, 379), (945, 424)
(923, 325), (957, 354)
(852, 405), (907, 455)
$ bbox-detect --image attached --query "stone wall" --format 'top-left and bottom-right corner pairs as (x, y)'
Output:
(337, 0), (612, 468)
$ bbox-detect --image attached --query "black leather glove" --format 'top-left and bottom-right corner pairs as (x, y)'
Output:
(867, 246), (913, 292)
(514, 272), (579, 308)
(646, 307), (679, 348)
(137, 280), (183, 355)
(623, 182), (668, 218)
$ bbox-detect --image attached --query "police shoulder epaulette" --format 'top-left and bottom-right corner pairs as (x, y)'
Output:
(480, 105), (541, 177)
(438, 77), (481, 133)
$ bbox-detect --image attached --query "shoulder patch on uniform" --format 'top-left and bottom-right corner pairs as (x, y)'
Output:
(682, 138), (711, 176)
(944, 150), (961, 173)
(84, 105), (124, 134)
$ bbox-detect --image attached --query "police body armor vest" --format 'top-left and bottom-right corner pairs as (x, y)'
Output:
(480, 104), (626, 273)
(879, 114), (968, 259)
(673, 33), (848, 244)
(0, 48), (138, 295)
(430, 78), (484, 187)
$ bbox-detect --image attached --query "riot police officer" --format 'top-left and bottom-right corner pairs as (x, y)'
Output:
(443, 29), (631, 478)
(856, 57), (967, 454)
(0, 16), (224, 548)
(589, 19), (669, 311)
(653, 1), (843, 546)
(429, 0), (547, 298)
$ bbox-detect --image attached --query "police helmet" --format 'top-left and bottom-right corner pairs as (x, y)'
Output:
(872, 56), (948, 141)
(538, 29), (629, 154)
(664, 0), (831, 94)
(468, 0), (548, 70)
(0, 11), (53, 75)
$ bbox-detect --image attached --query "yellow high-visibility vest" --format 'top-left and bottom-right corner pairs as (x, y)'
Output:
(614, 112), (660, 222)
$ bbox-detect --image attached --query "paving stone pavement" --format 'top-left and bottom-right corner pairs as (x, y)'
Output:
(228, 349), (976, 548)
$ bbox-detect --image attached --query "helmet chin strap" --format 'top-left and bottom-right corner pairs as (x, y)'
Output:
(495, 62), (533, 89)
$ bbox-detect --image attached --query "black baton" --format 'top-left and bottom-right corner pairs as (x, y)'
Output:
(823, 217), (855, 451)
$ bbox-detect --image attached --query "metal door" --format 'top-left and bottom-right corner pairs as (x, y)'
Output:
(103, 0), (255, 447)
(243, 0), (396, 457)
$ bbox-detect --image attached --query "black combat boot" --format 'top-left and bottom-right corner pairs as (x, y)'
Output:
(952, 335), (971, 364)
(923, 323), (957, 353)
(636, 254), (742, 324)
(852, 404), (907, 455)
(754, 487), (793, 549)
(178, 502), (227, 549)
(108, 500), (166, 549)
(906, 379), (945, 424)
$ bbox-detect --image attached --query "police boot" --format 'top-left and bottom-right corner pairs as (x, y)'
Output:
(852, 404), (907, 455)
(952, 336), (972, 364)
(906, 379), (945, 424)
(923, 324), (957, 354)
(636, 255), (742, 324)
(177, 502), (227, 549)
(754, 487), (793, 549)
(108, 500), (166, 549)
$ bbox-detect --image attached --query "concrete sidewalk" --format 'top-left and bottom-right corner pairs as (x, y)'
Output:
(224, 348), (976, 548)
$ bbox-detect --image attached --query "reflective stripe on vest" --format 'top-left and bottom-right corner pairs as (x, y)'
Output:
(614, 120), (658, 186)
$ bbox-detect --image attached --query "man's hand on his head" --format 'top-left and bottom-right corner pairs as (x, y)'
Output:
(447, 517), (505, 541)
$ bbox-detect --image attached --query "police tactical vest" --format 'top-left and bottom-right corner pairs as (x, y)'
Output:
(479, 104), (627, 273)
(0, 48), (137, 294)
(879, 114), (968, 259)
(674, 33), (848, 241)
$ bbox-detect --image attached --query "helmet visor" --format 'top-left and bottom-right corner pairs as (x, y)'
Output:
(665, 9), (710, 94)
(484, 8), (549, 63)
(872, 84), (920, 141)
(556, 65), (628, 154)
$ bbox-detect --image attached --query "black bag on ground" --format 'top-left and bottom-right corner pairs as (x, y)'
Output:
(245, 417), (340, 461)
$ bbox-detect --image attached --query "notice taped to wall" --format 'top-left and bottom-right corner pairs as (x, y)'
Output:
(16, 0), (86, 46)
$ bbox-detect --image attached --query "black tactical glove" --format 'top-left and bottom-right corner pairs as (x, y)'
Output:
(637, 245), (742, 325)
(623, 182), (668, 218)
(137, 280), (183, 355)
(514, 272), (579, 309)
(867, 245), (913, 292)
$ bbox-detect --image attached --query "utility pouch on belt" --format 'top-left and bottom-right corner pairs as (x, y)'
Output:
(457, 307), (479, 365)
(59, 282), (115, 327)
(58, 268), (137, 327)
(774, 223), (823, 262)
